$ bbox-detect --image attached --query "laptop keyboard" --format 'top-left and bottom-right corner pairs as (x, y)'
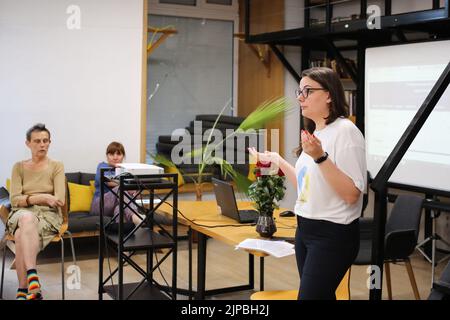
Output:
(238, 210), (258, 223)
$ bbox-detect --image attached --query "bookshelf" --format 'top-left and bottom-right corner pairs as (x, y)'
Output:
(308, 51), (358, 121)
(307, 0), (361, 27)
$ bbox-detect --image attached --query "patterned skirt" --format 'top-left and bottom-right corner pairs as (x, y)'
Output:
(7, 205), (63, 250)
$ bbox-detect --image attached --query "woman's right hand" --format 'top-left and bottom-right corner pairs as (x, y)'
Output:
(38, 194), (64, 208)
(248, 147), (280, 166)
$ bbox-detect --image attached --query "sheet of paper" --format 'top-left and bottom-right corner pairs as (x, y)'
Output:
(135, 198), (161, 205)
(235, 238), (295, 258)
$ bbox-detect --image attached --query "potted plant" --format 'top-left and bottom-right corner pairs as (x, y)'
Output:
(248, 161), (286, 238)
(152, 97), (294, 201)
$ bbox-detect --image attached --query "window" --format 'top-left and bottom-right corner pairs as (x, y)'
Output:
(146, 15), (234, 161)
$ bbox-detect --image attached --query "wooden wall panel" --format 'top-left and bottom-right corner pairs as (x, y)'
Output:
(141, 0), (148, 162)
(238, 0), (285, 155)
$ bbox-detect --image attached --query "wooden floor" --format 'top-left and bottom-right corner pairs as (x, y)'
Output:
(0, 235), (448, 300)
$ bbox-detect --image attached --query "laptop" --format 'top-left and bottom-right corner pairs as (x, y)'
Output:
(212, 178), (258, 223)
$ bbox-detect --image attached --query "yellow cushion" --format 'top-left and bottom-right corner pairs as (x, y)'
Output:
(247, 163), (257, 181)
(247, 155), (257, 181)
(68, 182), (94, 212)
(6, 178), (11, 192)
(89, 180), (96, 194)
(166, 166), (184, 187)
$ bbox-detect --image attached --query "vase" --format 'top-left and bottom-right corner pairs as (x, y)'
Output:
(255, 215), (277, 238)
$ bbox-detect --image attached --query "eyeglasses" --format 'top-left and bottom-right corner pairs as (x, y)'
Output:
(295, 87), (326, 99)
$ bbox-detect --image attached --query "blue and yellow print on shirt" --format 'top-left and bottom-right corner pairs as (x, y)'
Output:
(297, 166), (310, 203)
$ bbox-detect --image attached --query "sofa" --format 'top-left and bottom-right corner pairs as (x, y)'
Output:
(155, 114), (255, 182)
(65, 172), (110, 237)
(65, 171), (172, 235)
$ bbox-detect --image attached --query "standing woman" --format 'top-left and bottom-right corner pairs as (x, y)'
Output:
(249, 67), (366, 299)
(7, 123), (65, 300)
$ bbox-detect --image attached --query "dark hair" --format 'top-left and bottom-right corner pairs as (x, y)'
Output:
(106, 141), (125, 157)
(294, 67), (349, 156)
(26, 123), (51, 141)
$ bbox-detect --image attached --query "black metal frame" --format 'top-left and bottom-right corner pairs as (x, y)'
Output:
(245, 1), (450, 45)
(98, 169), (178, 300)
(189, 231), (265, 300)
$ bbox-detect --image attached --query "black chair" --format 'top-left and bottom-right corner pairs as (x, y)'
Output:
(428, 260), (450, 300)
(354, 194), (423, 300)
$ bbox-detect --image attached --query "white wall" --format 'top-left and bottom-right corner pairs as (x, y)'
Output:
(0, 0), (144, 184)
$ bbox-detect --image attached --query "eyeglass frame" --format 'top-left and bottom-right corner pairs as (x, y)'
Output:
(295, 87), (327, 99)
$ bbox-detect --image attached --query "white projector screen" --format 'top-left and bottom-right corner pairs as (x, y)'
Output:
(365, 40), (450, 191)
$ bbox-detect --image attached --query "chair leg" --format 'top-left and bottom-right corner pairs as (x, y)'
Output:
(405, 258), (420, 300)
(66, 231), (79, 291)
(60, 238), (65, 300)
(384, 262), (392, 300)
(65, 231), (77, 265)
(1, 244), (7, 299)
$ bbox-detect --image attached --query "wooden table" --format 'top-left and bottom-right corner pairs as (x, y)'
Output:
(159, 200), (297, 299)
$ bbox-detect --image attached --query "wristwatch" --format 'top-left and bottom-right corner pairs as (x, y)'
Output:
(314, 152), (328, 164)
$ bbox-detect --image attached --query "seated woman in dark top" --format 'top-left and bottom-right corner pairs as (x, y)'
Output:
(90, 141), (143, 226)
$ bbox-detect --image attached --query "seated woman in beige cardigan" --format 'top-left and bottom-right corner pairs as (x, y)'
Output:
(7, 123), (65, 300)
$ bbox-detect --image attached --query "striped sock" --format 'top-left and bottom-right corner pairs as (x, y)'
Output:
(16, 288), (27, 300)
(26, 269), (42, 300)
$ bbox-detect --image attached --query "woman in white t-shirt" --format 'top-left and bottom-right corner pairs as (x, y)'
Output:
(249, 67), (366, 300)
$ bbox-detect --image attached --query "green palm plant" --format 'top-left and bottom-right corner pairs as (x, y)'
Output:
(151, 96), (294, 200)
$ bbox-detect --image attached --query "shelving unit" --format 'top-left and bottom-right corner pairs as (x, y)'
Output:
(246, 0), (450, 133)
(98, 169), (178, 300)
(307, 48), (358, 121)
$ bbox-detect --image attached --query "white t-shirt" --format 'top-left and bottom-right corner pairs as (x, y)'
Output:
(294, 117), (367, 225)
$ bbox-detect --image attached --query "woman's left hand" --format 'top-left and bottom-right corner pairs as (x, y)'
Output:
(301, 130), (324, 160)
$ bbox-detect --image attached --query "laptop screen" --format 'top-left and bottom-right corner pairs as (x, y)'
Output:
(212, 178), (241, 221)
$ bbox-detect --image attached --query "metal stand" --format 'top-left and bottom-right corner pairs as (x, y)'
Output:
(98, 170), (178, 300)
(416, 208), (450, 287)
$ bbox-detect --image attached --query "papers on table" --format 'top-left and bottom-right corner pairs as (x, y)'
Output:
(135, 198), (161, 205)
(235, 238), (295, 258)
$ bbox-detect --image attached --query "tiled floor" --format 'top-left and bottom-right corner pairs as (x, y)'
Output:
(1, 235), (448, 300)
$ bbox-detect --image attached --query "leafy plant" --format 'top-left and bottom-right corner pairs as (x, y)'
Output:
(248, 162), (286, 216)
(151, 96), (294, 199)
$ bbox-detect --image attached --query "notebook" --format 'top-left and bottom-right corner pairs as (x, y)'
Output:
(212, 178), (258, 223)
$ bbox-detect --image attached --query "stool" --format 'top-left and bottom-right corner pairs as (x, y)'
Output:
(250, 269), (350, 300)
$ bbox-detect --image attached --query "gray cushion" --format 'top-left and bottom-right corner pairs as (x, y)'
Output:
(0, 187), (10, 209)
(66, 172), (81, 184)
(68, 212), (111, 233)
(80, 173), (96, 186)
